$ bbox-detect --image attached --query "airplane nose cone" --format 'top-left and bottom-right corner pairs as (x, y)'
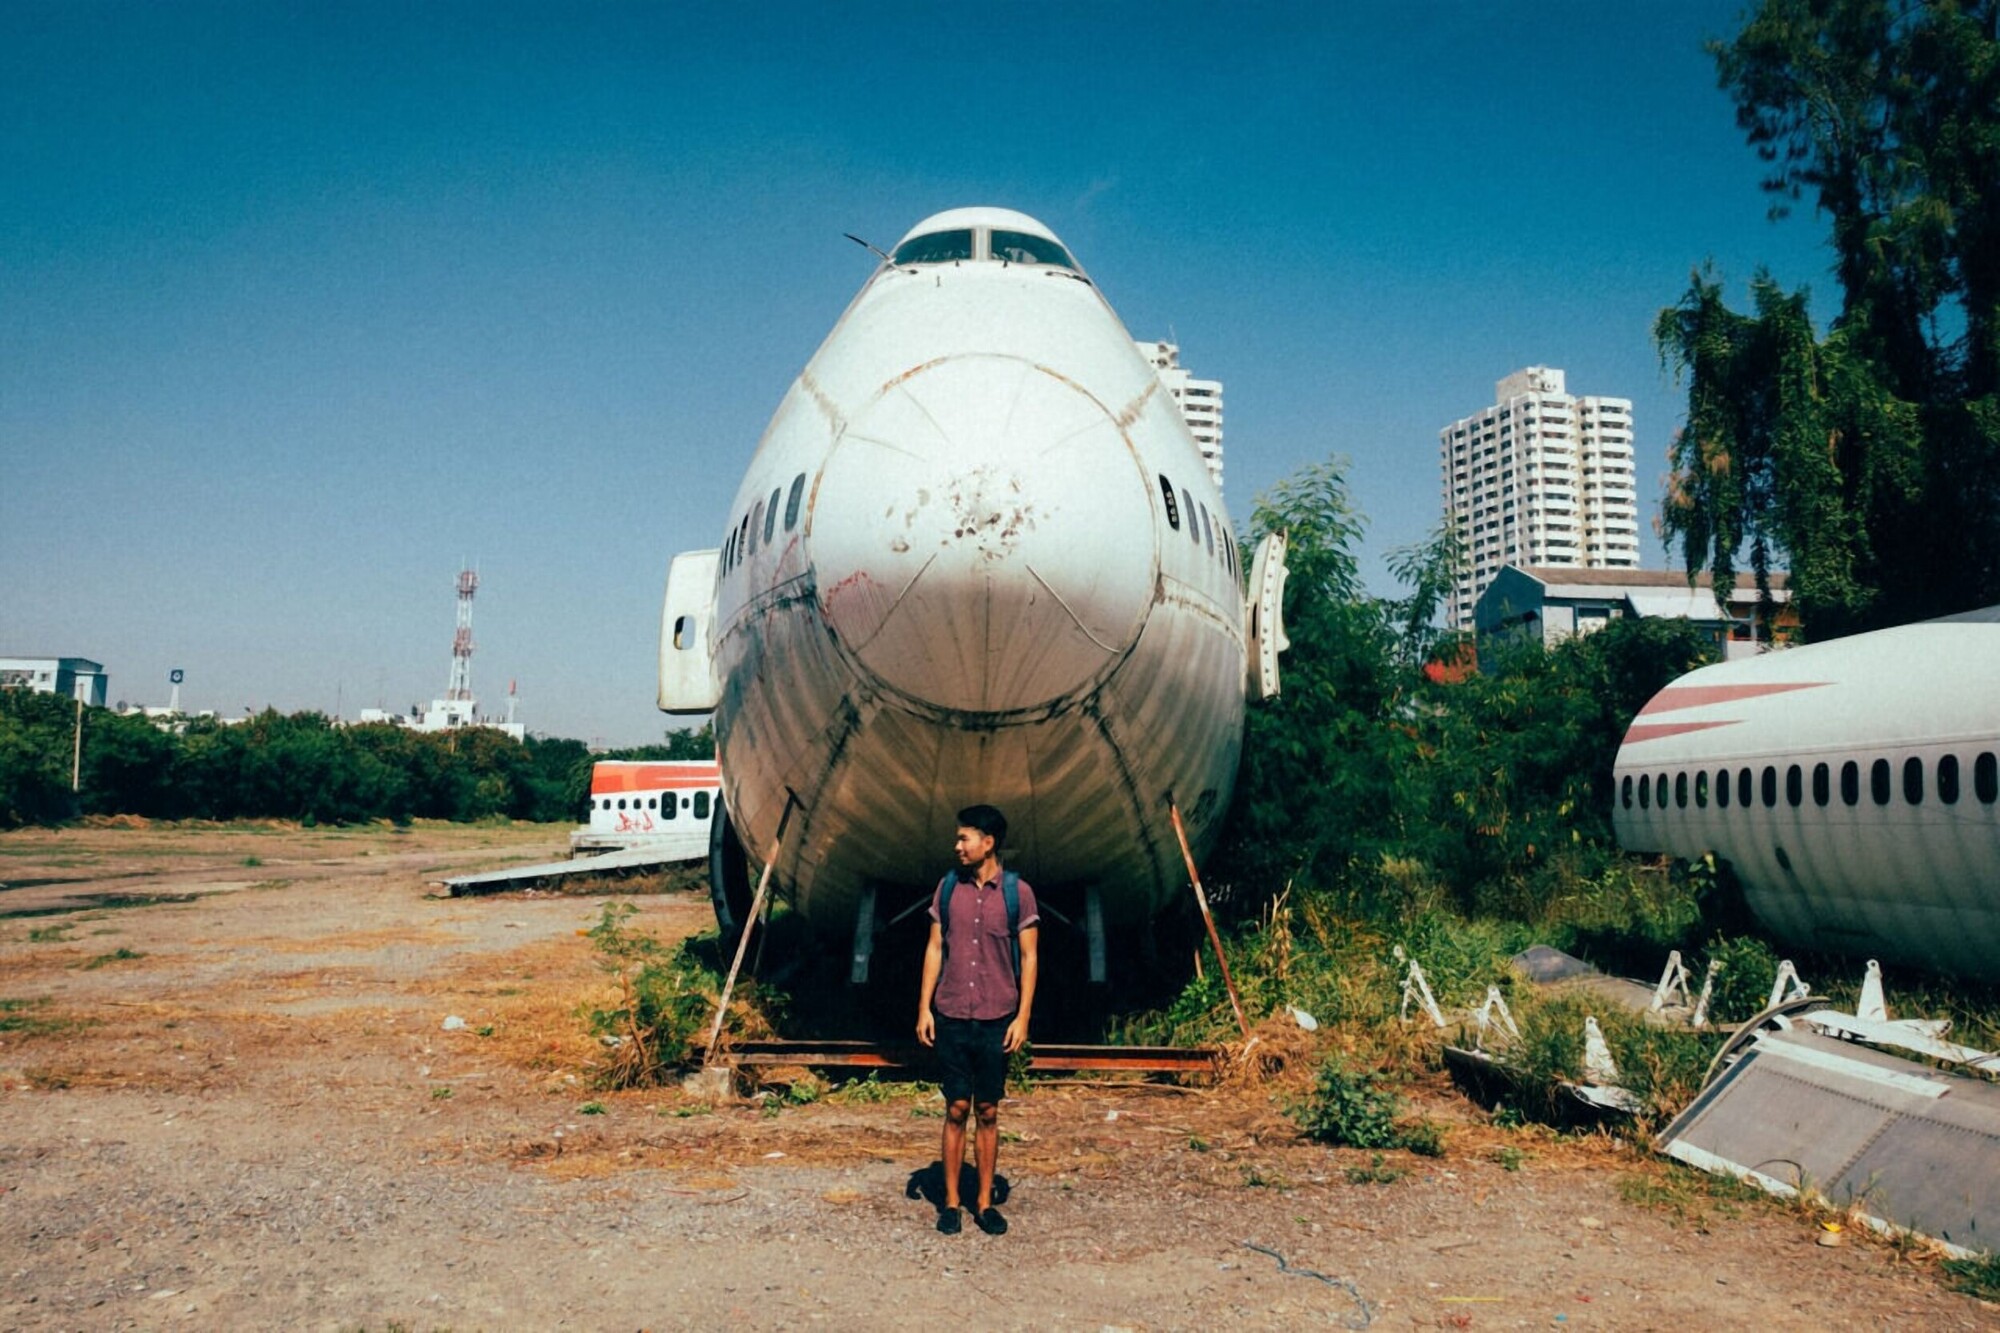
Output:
(811, 354), (1157, 716)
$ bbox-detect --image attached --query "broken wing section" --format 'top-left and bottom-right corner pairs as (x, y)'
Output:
(1244, 531), (1290, 701)
(658, 549), (721, 714)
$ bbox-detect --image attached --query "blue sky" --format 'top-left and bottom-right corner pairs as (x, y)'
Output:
(2, 2), (1830, 745)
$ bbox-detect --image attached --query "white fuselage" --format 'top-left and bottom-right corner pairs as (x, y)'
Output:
(1612, 608), (2000, 977)
(695, 210), (1245, 937)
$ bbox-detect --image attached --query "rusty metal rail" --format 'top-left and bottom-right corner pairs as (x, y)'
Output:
(726, 1040), (1217, 1076)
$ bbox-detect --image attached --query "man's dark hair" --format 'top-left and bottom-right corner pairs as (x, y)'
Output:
(957, 804), (1007, 846)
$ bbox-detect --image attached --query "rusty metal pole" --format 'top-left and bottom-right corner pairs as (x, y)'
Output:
(703, 796), (796, 1066)
(1168, 801), (1251, 1041)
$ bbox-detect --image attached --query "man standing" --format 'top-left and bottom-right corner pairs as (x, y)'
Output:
(915, 803), (1039, 1236)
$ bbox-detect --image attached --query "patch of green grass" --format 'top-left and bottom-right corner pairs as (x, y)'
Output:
(241, 855), (262, 867)
(1616, 1165), (1767, 1227)
(579, 1100), (606, 1115)
(1492, 1145), (1526, 1172)
(26, 924), (72, 943)
(668, 1103), (713, 1118)
(430, 1086), (453, 1100)
(0, 997), (73, 1038)
(78, 947), (144, 969)
(1344, 1153), (1407, 1185)
(1942, 1251), (2000, 1301)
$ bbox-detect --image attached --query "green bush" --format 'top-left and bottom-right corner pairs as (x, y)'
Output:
(584, 903), (729, 1088)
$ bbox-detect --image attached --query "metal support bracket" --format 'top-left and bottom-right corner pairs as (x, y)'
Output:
(849, 884), (877, 985)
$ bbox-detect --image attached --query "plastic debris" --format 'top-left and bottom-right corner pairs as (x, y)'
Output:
(441, 1015), (467, 1032)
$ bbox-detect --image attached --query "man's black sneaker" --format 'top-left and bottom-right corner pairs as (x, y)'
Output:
(974, 1207), (1008, 1236)
(936, 1207), (962, 1235)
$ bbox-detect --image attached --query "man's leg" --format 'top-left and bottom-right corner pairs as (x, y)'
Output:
(973, 1100), (999, 1213)
(941, 1099), (971, 1209)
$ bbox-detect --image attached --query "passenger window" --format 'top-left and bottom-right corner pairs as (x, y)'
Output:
(662, 796), (676, 821)
(1183, 489), (1200, 545)
(1841, 760), (1859, 806)
(1738, 768), (1752, 807)
(1159, 475), (1180, 530)
(1675, 772), (1688, 808)
(1903, 755), (1924, 805)
(1638, 774), (1650, 809)
(785, 473), (807, 530)
(1811, 762), (1830, 807)
(617, 798), (627, 810)
(739, 514), (751, 559)
(1939, 754), (1960, 805)
(1716, 768), (1730, 808)
(693, 791), (711, 820)
(1621, 775), (1633, 809)
(1199, 504), (1215, 556)
(1978, 752), (1998, 804)
(1761, 766), (1778, 808)
(1786, 764), (1803, 807)
(1872, 757), (1891, 805)
(749, 502), (764, 555)
(1695, 771), (1708, 808)
(764, 488), (781, 544)
(1658, 773), (1669, 808)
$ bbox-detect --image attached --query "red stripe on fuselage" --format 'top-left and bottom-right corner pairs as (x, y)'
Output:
(1636, 681), (1829, 716)
(1621, 719), (1741, 745)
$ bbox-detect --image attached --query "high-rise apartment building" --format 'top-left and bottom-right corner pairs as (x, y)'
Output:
(1439, 366), (1640, 630)
(1137, 340), (1224, 491)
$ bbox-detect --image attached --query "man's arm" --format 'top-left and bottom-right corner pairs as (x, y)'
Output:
(916, 920), (944, 1045)
(1003, 925), (1038, 1053)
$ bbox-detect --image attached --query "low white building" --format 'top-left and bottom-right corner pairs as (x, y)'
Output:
(356, 699), (525, 741)
(1475, 565), (1794, 662)
(0, 656), (108, 706)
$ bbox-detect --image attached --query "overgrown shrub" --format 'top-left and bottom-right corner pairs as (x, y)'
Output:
(1289, 1055), (1443, 1155)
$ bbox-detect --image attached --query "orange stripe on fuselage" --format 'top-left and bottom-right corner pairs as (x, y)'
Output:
(1621, 719), (1741, 745)
(1636, 681), (1829, 716)
(589, 764), (721, 795)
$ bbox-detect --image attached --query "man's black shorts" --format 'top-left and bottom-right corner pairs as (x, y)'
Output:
(933, 1013), (1010, 1104)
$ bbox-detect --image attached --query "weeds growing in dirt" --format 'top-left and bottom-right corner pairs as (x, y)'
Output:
(1942, 1251), (2000, 1300)
(78, 947), (144, 969)
(581, 901), (771, 1088)
(26, 924), (71, 942)
(0, 997), (76, 1038)
(1344, 1153), (1407, 1185)
(1289, 1054), (1445, 1154)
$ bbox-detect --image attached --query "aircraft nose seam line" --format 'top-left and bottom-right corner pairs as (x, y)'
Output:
(840, 551), (940, 658)
(1025, 563), (1125, 654)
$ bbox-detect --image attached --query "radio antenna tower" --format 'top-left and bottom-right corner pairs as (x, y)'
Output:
(447, 565), (478, 702)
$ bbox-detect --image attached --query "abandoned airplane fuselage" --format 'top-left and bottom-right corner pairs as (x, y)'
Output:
(1613, 605), (2000, 978)
(658, 207), (1280, 964)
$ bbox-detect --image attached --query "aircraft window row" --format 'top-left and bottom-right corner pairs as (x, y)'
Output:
(1622, 750), (2000, 811)
(1156, 472), (1240, 581)
(606, 791), (714, 818)
(721, 472), (810, 577)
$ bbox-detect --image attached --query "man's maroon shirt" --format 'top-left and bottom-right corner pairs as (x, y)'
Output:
(928, 870), (1039, 1021)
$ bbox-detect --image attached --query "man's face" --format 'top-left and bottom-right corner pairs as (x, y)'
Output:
(954, 826), (994, 867)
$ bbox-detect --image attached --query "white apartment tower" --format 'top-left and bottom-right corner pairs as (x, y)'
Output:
(1439, 366), (1640, 630)
(1137, 340), (1224, 491)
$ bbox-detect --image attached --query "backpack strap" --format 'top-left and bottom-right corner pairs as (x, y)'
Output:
(936, 872), (957, 957)
(1002, 871), (1021, 982)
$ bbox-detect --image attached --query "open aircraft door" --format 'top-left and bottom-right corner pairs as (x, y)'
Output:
(1244, 531), (1290, 701)
(658, 549), (721, 714)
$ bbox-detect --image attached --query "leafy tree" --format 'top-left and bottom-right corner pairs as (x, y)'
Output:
(1661, 0), (2000, 632)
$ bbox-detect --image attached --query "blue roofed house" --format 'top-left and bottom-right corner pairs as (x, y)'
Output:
(1474, 565), (1794, 663)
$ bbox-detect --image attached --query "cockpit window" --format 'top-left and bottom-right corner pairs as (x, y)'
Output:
(990, 230), (1076, 270)
(891, 230), (974, 266)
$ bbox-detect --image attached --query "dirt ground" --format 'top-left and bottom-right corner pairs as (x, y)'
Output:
(1, 821), (1993, 1331)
